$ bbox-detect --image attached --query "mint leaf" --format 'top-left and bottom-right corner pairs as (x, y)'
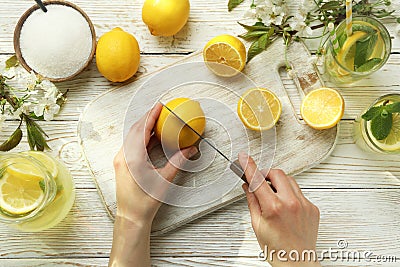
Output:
(228, 0), (244, 11)
(354, 33), (378, 69)
(362, 106), (382, 121)
(39, 180), (45, 192)
(352, 25), (377, 35)
(370, 110), (392, 140)
(385, 102), (400, 114)
(0, 167), (6, 179)
(355, 58), (382, 72)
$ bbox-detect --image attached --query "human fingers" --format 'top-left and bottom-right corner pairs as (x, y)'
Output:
(238, 152), (276, 206)
(159, 146), (198, 182)
(266, 169), (295, 198)
(286, 175), (305, 199)
(147, 135), (160, 152)
(123, 104), (163, 156)
(242, 183), (262, 227)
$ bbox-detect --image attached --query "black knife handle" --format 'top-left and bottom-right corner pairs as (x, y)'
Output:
(230, 160), (276, 192)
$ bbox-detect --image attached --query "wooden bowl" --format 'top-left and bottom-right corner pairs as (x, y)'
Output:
(13, 1), (96, 82)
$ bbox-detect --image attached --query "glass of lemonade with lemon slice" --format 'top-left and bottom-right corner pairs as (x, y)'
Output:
(354, 94), (400, 154)
(325, 16), (391, 84)
(0, 151), (75, 231)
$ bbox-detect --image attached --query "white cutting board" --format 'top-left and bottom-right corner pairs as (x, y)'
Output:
(78, 39), (338, 235)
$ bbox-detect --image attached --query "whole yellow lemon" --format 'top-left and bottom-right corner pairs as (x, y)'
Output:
(155, 98), (206, 150)
(96, 28), (140, 82)
(142, 0), (190, 37)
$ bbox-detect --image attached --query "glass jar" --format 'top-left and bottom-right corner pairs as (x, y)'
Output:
(353, 94), (400, 154)
(324, 16), (391, 84)
(0, 151), (75, 231)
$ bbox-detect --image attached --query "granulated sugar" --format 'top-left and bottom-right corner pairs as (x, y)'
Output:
(19, 5), (93, 79)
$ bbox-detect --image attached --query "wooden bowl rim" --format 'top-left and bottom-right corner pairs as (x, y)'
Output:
(13, 0), (97, 83)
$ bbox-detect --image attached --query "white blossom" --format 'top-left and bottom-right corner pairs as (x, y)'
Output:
(18, 71), (38, 91)
(244, 0), (288, 26)
(0, 114), (5, 132)
(13, 103), (32, 118)
(39, 80), (60, 99)
(289, 14), (313, 36)
(33, 96), (60, 121)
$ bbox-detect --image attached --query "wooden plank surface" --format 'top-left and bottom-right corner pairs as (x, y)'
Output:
(0, 0), (399, 54)
(0, 0), (399, 266)
(2, 258), (399, 266)
(0, 189), (399, 260)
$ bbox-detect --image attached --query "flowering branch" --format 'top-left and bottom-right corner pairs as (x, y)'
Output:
(0, 56), (67, 151)
(230, 0), (400, 63)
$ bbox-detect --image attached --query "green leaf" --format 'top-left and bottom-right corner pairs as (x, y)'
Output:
(354, 32), (378, 69)
(352, 24), (377, 35)
(39, 180), (45, 192)
(370, 110), (392, 140)
(228, 0), (244, 11)
(238, 21), (269, 31)
(396, 17), (400, 23)
(362, 105), (382, 121)
(25, 116), (50, 151)
(0, 127), (22, 152)
(247, 41), (262, 63)
(385, 102), (400, 114)
(239, 30), (269, 40)
(5, 55), (18, 69)
(321, 1), (340, 11)
(258, 33), (271, 49)
(0, 167), (6, 179)
(355, 58), (382, 72)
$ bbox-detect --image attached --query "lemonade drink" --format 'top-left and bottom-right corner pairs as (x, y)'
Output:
(0, 151), (75, 231)
(354, 94), (400, 154)
(325, 16), (391, 83)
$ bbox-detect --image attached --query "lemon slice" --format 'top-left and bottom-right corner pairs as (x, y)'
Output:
(301, 87), (344, 130)
(22, 151), (58, 179)
(237, 88), (282, 131)
(6, 158), (45, 180)
(0, 173), (44, 215)
(337, 31), (367, 71)
(203, 34), (246, 77)
(368, 113), (400, 151)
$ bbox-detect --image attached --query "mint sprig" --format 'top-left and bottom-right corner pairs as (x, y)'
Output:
(361, 101), (400, 140)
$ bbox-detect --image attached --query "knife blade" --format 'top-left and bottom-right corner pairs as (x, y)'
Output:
(159, 101), (247, 183)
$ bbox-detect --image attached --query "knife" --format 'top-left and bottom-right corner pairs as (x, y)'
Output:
(159, 101), (248, 183)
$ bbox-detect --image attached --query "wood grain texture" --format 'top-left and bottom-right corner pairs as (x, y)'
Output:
(0, 189), (399, 261)
(1, 258), (399, 267)
(2, 54), (400, 121)
(1, 121), (399, 190)
(0, 0), (399, 54)
(79, 39), (340, 234)
(0, 0), (399, 265)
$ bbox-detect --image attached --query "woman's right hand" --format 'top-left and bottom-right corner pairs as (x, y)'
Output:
(238, 152), (321, 267)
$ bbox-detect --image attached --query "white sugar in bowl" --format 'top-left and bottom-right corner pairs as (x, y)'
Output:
(14, 1), (96, 82)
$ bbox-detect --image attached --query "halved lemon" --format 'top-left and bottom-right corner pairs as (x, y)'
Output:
(203, 34), (246, 77)
(237, 88), (282, 131)
(0, 173), (44, 215)
(301, 87), (344, 130)
(368, 113), (400, 151)
(22, 151), (58, 179)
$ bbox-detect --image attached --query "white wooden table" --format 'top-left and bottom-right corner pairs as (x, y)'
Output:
(1, 1), (399, 266)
